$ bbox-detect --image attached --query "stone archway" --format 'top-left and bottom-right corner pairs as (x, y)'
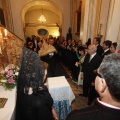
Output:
(21, 0), (62, 39)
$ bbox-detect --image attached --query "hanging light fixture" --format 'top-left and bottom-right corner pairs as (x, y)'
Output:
(38, 6), (46, 23)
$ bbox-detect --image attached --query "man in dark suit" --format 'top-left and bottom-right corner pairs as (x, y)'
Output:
(66, 54), (120, 120)
(79, 44), (102, 105)
(93, 37), (104, 56)
(32, 35), (39, 53)
(101, 40), (112, 59)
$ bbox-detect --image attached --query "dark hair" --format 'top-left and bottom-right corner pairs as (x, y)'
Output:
(38, 40), (43, 43)
(112, 42), (117, 49)
(99, 54), (120, 101)
(103, 40), (112, 48)
(78, 46), (85, 54)
(94, 37), (101, 44)
(86, 38), (91, 48)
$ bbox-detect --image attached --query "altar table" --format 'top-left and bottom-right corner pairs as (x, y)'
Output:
(0, 86), (16, 120)
(47, 76), (75, 120)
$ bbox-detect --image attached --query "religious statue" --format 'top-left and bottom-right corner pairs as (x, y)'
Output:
(66, 27), (72, 41)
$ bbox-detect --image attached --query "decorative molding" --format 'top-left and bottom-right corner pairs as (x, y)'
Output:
(38, 29), (48, 36)
(94, 0), (102, 37)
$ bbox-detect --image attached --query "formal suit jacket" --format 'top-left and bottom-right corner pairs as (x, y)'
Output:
(97, 44), (104, 56)
(66, 99), (120, 120)
(101, 49), (111, 59)
(82, 53), (102, 84)
(33, 40), (39, 50)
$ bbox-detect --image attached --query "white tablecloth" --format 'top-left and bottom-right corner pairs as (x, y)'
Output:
(47, 76), (75, 105)
(0, 86), (16, 120)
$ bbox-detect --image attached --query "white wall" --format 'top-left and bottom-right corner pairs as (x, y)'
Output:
(105, 0), (120, 43)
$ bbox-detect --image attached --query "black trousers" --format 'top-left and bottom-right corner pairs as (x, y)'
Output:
(83, 80), (97, 103)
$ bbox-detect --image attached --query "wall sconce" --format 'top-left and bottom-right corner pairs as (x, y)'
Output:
(97, 22), (103, 38)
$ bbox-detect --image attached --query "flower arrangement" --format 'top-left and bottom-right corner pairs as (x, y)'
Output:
(0, 64), (19, 90)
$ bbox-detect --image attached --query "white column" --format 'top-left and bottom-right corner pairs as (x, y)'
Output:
(82, 0), (90, 44)
(82, 0), (97, 44)
(105, 0), (120, 43)
(98, 0), (111, 44)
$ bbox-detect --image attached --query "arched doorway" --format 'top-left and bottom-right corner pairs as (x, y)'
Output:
(21, 0), (62, 39)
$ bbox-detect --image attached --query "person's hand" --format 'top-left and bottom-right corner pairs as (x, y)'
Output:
(80, 72), (84, 79)
(72, 47), (77, 51)
(52, 107), (59, 120)
(67, 46), (71, 50)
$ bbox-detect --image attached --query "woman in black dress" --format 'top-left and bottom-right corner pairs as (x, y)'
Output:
(16, 47), (55, 120)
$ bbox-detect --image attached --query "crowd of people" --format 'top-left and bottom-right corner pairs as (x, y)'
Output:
(25, 35), (120, 106)
(16, 34), (120, 120)
(66, 53), (120, 120)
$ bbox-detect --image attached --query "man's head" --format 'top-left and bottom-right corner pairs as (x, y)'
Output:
(93, 37), (101, 45)
(87, 44), (97, 55)
(102, 40), (112, 50)
(32, 35), (37, 41)
(28, 42), (33, 48)
(95, 54), (120, 102)
(49, 38), (54, 45)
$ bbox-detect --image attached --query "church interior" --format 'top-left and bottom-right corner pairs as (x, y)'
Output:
(0, 0), (120, 120)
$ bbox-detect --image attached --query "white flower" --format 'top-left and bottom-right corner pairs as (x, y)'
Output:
(15, 72), (19, 76)
(16, 66), (20, 70)
(1, 79), (7, 83)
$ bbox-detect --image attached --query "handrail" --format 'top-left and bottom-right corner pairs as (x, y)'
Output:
(0, 24), (23, 41)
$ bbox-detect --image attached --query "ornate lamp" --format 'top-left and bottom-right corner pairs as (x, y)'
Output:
(38, 6), (46, 23)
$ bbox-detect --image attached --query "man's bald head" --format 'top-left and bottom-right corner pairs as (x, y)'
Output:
(87, 44), (97, 55)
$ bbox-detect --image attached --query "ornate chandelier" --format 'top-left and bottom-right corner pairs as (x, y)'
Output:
(38, 15), (46, 23)
(38, 6), (46, 23)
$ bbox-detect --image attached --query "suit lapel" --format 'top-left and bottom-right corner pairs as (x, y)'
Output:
(89, 54), (96, 63)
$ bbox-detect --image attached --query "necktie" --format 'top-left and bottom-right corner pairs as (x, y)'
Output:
(35, 41), (37, 48)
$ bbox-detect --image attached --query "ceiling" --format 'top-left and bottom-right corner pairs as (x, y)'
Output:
(21, 0), (62, 27)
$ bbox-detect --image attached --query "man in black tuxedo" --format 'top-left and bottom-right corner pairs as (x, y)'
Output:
(66, 54), (120, 120)
(32, 35), (39, 53)
(79, 44), (102, 105)
(101, 40), (112, 59)
(93, 37), (104, 56)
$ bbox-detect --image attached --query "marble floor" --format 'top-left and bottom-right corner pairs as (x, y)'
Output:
(67, 78), (88, 110)
(64, 67), (89, 110)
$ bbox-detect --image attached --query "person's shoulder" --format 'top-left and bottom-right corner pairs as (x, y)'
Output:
(97, 44), (103, 48)
(95, 53), (102, 60)
(66, 105), (98, 120)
